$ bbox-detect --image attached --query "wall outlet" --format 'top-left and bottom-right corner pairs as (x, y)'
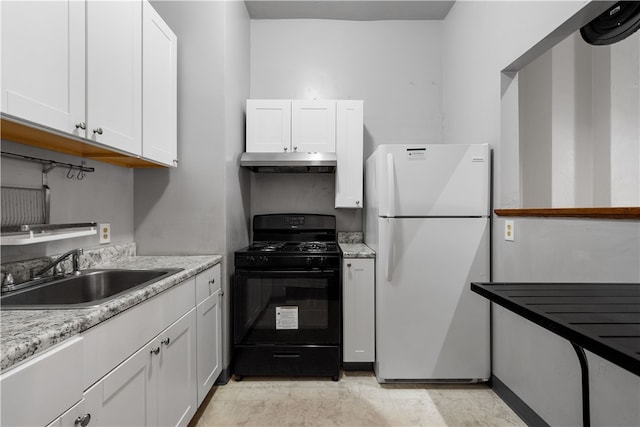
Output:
(504, 220), (515, 242)
(99, 223), (111, 244)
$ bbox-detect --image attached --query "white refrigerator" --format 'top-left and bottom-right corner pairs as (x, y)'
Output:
(365, 144), (491, 382)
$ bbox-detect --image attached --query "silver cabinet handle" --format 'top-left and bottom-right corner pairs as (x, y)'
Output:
(75, 414), (91, 426)
(93, 128), (103, 135)
(75, 122), (86, 130)
(150, 347), (160, 355)
(161, 338), (170, 345)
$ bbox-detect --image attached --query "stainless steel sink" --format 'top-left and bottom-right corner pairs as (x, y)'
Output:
(0, 268), (183, 309)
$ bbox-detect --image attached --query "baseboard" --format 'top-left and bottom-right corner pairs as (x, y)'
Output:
(215, 367), (232, 385)
(490, 375), (549, 427)
(343, 362), (373, 371)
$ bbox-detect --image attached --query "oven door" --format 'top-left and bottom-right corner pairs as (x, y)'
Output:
(233, 268), (340, 346)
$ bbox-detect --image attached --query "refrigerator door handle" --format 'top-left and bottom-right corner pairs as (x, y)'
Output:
(386, 152), (395, 217)
(386, 218), (394, 282)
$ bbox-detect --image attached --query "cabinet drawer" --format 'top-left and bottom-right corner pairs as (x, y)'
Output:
(83, 276), (195, 389)
(195, 264), (221, 305)
(1, 337), (83, 427)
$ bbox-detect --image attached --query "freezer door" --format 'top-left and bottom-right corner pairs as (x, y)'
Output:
(375, 217), (490, 381)
(375, 144), (490, 217)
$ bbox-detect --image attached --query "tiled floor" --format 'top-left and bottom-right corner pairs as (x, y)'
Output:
(190, 371), (526, 426)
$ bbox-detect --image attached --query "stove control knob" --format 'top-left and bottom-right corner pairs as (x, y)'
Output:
(305, 257), (313, 267)
(319, 257), (327, 267)
(260, 256), (268, 264)
(248, 256), (256, 265)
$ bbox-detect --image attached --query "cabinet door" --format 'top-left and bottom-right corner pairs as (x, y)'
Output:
(1, 0), (85, 136)
(86, 0), (142, 154)
(83, 339), (157, 427)
(196, 290), (222, 405)
(0, 337), (83, 427)
(142, 0), (178, 167)
(246, 99), (292, 152)
(343, 259), (375, 362)
(157, 309), (198, 427)
(335, 100), (364, 208)
(291, 100), (336, 153)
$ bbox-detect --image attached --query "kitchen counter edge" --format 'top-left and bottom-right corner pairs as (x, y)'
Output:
(0, 255), (222, 372)
(340, 243), (376, 259)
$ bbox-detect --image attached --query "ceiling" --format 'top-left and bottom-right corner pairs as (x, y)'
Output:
(244, 1), (455, 21)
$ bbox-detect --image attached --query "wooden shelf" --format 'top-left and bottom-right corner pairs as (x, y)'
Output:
(494, 207), (640, 219)
(1, 116), (165, 169)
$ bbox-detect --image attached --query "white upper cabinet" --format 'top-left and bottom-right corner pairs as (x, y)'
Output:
(291, 100), (336, 153)
(246, 99), (292, 152)
(246, 99), (337, 153)
(1, 0), (177, 167)
(335, 100), (364, 208)
(142, 0), (178, 167)
(1, 0), (86, 137)
(86, 0), (142, 155)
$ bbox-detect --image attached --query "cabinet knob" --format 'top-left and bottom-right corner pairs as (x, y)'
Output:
(356, 200), (360, 205)
(347, 263), (352, 267)
(161, 337), (170, 346)
(284, 147), (288, 152)
(75, 122), (86, 130)
(150, 347), (160, 355)
(75, 414), (91, 426)
(293, 146), (298, 152)
(173, 159), (179, 167)
(93, 128), (103, 135)
(208, 278), (215, 285)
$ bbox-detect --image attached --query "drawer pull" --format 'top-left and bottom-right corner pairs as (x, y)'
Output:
(161, 338), (170, 345)
(75, 414), (91, 426)
(150, 347), (160, 355)
(273, 352), (300, 359)
(208, 278), (215, 285)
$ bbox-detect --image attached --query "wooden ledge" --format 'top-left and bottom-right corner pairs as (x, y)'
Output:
(1, 116), (166, 169)
(494, 207), (640, 219)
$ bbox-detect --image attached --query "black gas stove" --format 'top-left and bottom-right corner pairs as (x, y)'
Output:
(235, 214), (340, 269)
(233, 214), (342, 381)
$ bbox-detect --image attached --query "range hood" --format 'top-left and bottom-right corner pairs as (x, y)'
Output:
(240, 152), (337, 173)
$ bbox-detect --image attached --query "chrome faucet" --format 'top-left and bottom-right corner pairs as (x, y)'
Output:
(31, 248), (84, 279)
(1, 270), (15, 292)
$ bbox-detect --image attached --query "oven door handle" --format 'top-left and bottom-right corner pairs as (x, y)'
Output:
(236, 269), (338, 276)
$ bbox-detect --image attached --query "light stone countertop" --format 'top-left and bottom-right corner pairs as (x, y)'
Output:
(1, 255), (222, 372)
(339, 243), (376, 259)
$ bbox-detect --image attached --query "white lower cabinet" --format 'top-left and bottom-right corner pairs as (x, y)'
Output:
(342, 258), (375, 363)
(0, 337), (84, 427)
(1, 263), (221, 427)
(83, 308), (197, 427)
(195, 265), (222, 405)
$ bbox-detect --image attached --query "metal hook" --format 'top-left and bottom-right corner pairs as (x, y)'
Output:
(67, 165), (75, 179)
(77, 162), (86, 181)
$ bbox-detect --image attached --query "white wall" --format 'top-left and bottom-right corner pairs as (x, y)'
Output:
(249, 19), (442, 231)
(134, 0), (227, 256)
(444, 2), (640, 426)
(134, 0), (251, 376)
(0, 140), (134, 263)
(519, 31), (640, 207)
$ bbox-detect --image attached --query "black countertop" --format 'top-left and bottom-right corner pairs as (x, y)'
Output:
(471, 282), (640, 376)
